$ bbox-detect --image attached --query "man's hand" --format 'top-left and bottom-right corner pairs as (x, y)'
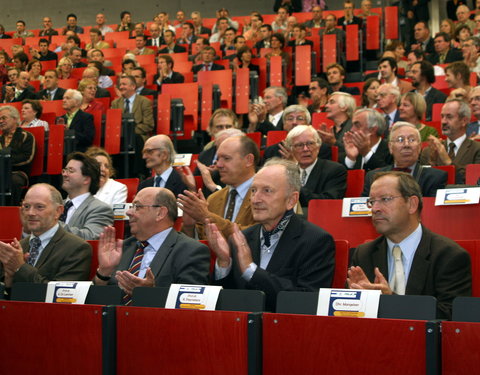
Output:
(97, 226), (123, 277)
(176, 166), (197, 191)
(347, 266), (393, 294)
(205, 220), (231, 268)
(0, 239), (24, 287)
(350, 129), (371, 156)
(231, 224), (253, 274)
(278, 141), (294, 161)
(427, 135), (451, 165)
(196, 161), (218, 192)
(343, 132), (359, 161)
(115, 268), (155, 296)
(177, 189), (210, 223)
(317, 124), (336, 146)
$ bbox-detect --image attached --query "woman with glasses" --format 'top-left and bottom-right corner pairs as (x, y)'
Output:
(86, 146), (127, 206)
(57, 56), (73, 79)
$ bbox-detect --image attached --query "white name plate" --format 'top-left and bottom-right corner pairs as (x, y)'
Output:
(342, 197), (372, 217)
(435, 187), (480, 206)
(317, 288), (380, 318)
(165, 284), (222, 311)
(173, 153), (193, 167)
(45, 281), (93, 304)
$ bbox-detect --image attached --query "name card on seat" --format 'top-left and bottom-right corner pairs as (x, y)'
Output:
(45, 281), (93, 304)
(165, 284), (222, 311)
(342, 197), (371, 217)
(317, 288), (380, 318)
(435, 187), (480, 205)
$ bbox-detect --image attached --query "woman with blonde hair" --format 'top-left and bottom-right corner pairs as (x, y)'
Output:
(398, 92), (439, 141)
(57, 56), (73, 79)
(78, 78), (105, 114)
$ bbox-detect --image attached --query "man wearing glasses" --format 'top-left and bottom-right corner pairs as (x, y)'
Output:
(94, 187), (210, 300)
(349, 171), (471, 319)
(284, 125), (347, 209)
(0, 183), (92, 290)
(363, 122), (447, 197)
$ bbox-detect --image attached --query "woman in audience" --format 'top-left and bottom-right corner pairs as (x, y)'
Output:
(85, 146), (128, 206)
(0, 50), (10, 84)
(236, 46), (260, 74)
(398, 92), (439, 141)
(361, 78), (380, 108)
(26, 59), (44, 84)
(57, 57), (73, 79)
(265, 32), (290, 66)
(441, 19), (456, 39)
(20, 99), (49, 131)
(385, 40), (408, 72)
(455, 25), (472, 45)
(78, 78), (106, 114)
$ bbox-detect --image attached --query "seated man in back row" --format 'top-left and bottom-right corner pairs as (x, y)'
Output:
(206, 159), (335, 310)
(349, 171), (471, 319)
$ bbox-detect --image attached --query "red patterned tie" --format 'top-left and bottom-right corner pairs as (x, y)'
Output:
(123, 240), (149, 305)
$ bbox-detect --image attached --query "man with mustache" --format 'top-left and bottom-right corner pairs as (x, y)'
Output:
(363, 122), (447, 197)
(349, 171), (472, 319)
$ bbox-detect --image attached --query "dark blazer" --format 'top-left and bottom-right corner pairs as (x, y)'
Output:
(274, 0), (302, 12)
(146, 37), (163, 46)
(195, 26), (212, 36)
(112, 230), (210, 287)
(95, 87), (111, 98)
(138, 87), (158, 97)
(263, 142), (332, 163)
(340, 139), (393, 172)
(0, 34), (12, 39)
(256, 117), (284, 136)
(138, 168), (187, 197)
(338, 85), (360, 96)
(0, 126), (35, 175)
(334, 119), (353, 151)
(420, 138), (480, 183)
(6, 87), (37, 103)
(337, 16), (363, 28)
(57, 110), (94, 152)
(382, 110), (401, 139)
(36, 87), (66, 101)
(300, 159), (347, 207)
(287, 39), (314, 48)
(362, 164), (447, 197)
(72, 62), (87, 68)
(153, 71), (185, 91)
(192, 63), (225, 74)
(38, 50), (58, 62)
(218, 214), (335, 311)
(158, 44), (187, 54)
(467, 121), (480, 137)
(1, 226), (92, 284)
(254, 39), (270, 50)
(351, 226), (472, 319)
(427, 48), (463, 65)
(423, 87), (447, 122)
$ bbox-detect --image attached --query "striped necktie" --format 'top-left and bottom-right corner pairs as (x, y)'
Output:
(123, 240), (149, 305)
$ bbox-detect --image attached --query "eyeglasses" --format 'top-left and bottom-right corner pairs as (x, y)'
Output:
(142, 148), (163, 155)
(292, 141), (318, 150)
(391, 136), (419, 145)
(130, 203), (162, 211)
(285, 116), (306, 122)
(366, 195), (403, 208)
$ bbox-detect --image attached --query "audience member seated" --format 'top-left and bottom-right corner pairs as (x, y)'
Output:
(117, 11), (135, 32)
(0, 105), (35, 206)
(131, 67), (157, 97)
(3, 71), (36, 103)
(376, 83), (401, 138)
(320, 14), (346, 65)
(254, 24), (273, 50)
(57, 57), (73, 80)
(30, 38), (58, 62)
(378, 57), (414, 94)
(363, 122), (447, 197)
(13, 20), (34, 40)
(338, 0), (363, 28)
(60, 152), (114, 240)
(36, 69), (66, 101)
(408, 60), (447, 121)
(20, 99), (49, 131)
(420, 99), (480, 183)
(410, 21), (435, 56)
(461, 36), (480, 74)
(285, 125), (347, 207)
(154, 54), (185, 91)
(78, 79), (105, 115)
(385, 40), (408, 72)
(95, 13), (114, 36)
(158, 29), (187, 54)
(342, 108), (392, 172)
(178, 135), (258, 240)
(357, 0), (380, 19)
(349, 171), (471, 319)
(0, 184), (92, 290)
(82, 67), (111, 98)
(191, 11), (212, 36)
(456, 5), (476, 33)
(287, 24), (313, 49)
(192, 46), (226, 73)
(62, 13), (84, 35)
(399, 92), (439, 141)
(57, 89), (95, 152)
(94, 187), (210, 303)
(445, 61), (473, 96)
(130, 35), (156, 56)
(137, 135), (187, 197)
(235, 46), (259, 74)
(467, 85), (480, 138)
(325, 63), (360, 95)
(206, 159), (335, 311)
(39, 16), (59, 38)
(247, 86), (287, 135)
(428, 32), (463, 65)
(86, 147), (128, 206)
(306, 78), (330, 113)
(361, 78), (380, 108)
(86, 28), (110, 50)
(264, 32), (291, 67)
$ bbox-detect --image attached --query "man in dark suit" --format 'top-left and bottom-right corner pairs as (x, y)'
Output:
(36, 70), (65, 101)
(377, 83), (402, 138)
(191, 11), (212, 36)
(349, 171), (471, 319)
(131, 67), (157, 98)
(192, 46), (225, 73)
(154, 54), (185, 91)
(321, 15), (346, 65)
(338, 0), (363, 28)
(0, 24), (12, 39)
(303, 6), (325, 29)
(146, 23), (163, 47)
(158, 30), (187, 54)
(408, 60), (447, 121)
(467, 86), (480, 137)
(57, 89), (95, 152)
(427, 32), (463, 65)
(363, 122), (447, 197)
(420, 99), (480, 183)
(178, 135), (259, 240)
(342, 108), (392, 172)
(247, 86), (287, 135)
(3, 71), (36, 103)
(325, 63), (360, 96)
(138, 135), (187, 197)
(254, 24), (273, 50)
(286, 125), (347, 208)
(94, 187), (210, 301)
(0, 183), (92, 290)
(61, 152), (114, 240)
(409, 21), (434, 56)
(30, 38), (58, 62)
(206, 159), (335, 310)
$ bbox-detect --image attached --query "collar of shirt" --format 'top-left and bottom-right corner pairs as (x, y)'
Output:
(225, 176), (254, 221)
(136, 227), (174, 278)
(393, 162), (416, 175)
(269, 110), (284, 126)
(299, 158), (318, 182)
(386, 109), (397, 122)
(447, 133), (467, 155)
(49, 87), (58, 96)
(66, 109), (79, 125)
(125, 92), (136, 105)
(136, 86), (144, 95)
(32, 223), (60, 261)
(386, 223), (422, 284)
(158, 166), (173, 184)
(65, 192), (91, 223)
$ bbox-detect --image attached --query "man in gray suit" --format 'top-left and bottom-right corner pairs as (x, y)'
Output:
(94, 187), (210, 300)
(61, 152), (114, 240)
(0, 184), (92, 289)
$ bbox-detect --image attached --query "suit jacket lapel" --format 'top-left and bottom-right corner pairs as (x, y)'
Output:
(33, 226), (64, 269)
(371, 238), (389, 280)
(455, 138), (471, 162)
(244, 225), (261, 266)
(149, 230), (178, 276)
(406, 226), (431, 295)
(265, 215), (301, 272)
(69, 195), (93, 224)
(304, 159), (322, 190)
